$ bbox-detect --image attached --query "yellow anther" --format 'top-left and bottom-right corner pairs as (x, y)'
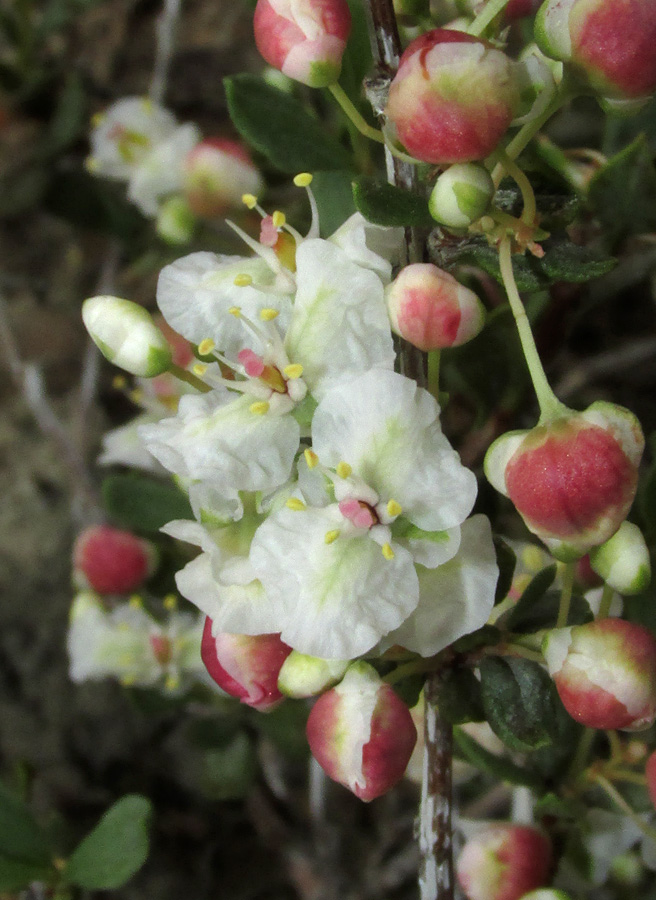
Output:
(192, 363), (208, 377)
(85, 156), (100, 172)
(228, 306), (242, 317)
(260, 308), (280, 321)
(242, 193), (258, 209)
(198, 338), (215, 355)
(283, 363), (304, 379)
(325, 529), (340, 545)
(112, 374), (127, 390)
(249, 401), (270, 415)
(91, 112), (105, 127)
(382, 543), (395, 560)
(294, 173), (313, 187)
(129, 594), (143, 609)
(304, 449), (319, 469)
(141, 98), (154, 113)
(286, 498), (307, 511)
(118, 622), (130, 632)
(234, 274), (253, 287)
(165, 674), (180, 691)
(336, 461), (352, 479)
(386, 499), (403, 517)
(272, 210), (286, 228)
(129, 389), (143, 404)
(121, 674), (136, 687)
(163, 594), (177, 610)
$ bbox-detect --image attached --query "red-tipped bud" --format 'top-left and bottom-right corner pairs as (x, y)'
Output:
(385, 29), (520, 164)
(535, 0), (656, 100)
(253, 0), (351, 88)
(456, 824), (552, 900)
(183, 138), (263, 218)
(306, 662), (417, 801)
(589, 521), (651, 595)
(543, 619), (656, 730)
(484, 402), (644, 559)
(200, 618), (292, 710)
(385, 263), (485, 351)
(646, 749), (656, 809)
(73, 525), (157, 594)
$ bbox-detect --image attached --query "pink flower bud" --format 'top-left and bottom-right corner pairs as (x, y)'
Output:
(183, 138), (263, 218)
(543, 619), (656, 730)
(253, 0), (351, 88)
(73, 525), (157, 595)
(535, 0), (656, 100)
(385, 263), (485, 350)
(201, 618), (292, 710)
(484, 402), (644, 559)
(646, 749), (656, 808)
(385, 29), (520, 164)
(306, 662), (417, 801)
(456, 824), (552, 900)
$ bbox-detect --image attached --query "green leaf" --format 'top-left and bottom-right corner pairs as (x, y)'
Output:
(453, 729), (543, 789)
(451, 625), (502, 654)
(588, 135), (656, 245)
(101, 474), (193, 534)
(533, 791), (586, 821)
(538, 240), (616, 283)
(253, 700), (310, 760)
(493, 537), (516, 604)
(224, 74), (351, 173)
(505, 564), (557, 630)
(437, 668), (485, 724)
(479, 656), (561, 753)
(0, 781), (51, 865)
(312, 170), (357, 236)
(353, 176), (434, 227)
(0, 856), (52, 891)
(203, 733), (258, 800)
(507, 584), (593, 633)
(340, 0), (373, 99)
(392, 673), (424, 709)
(64, 795), (152, 890)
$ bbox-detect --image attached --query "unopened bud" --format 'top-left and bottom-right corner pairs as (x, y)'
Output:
(429, 163), (495, 229)
(277, 651), (349, 698)
(156, 196), (196, 245)
(589, 521), (651, 595)
(82, 296), (173, 377)
(73, 525), (157, 595)
(183, 138), (263, 218)
(456, 824), (552, 900)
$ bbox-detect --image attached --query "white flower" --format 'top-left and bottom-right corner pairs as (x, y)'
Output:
(329, 212), (403, 284)
(128, 123), (202, 217)
(248, 369), (478, 659)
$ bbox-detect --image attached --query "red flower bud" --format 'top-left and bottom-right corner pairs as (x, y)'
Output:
(73, 525), (157, 595)
(485, 402), (644, 559)
(456, 824), (552, 900)
(386, 29), (520, 164)
(385, 263), (485, 351)
(543, 619), (656, 730)
(201, 618), (292, 710)
(306, 662), (417, 801)
(535, 0), (656, 100)
(253, 0), (351, 88)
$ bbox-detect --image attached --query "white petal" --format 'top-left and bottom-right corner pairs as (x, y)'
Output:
(329, 213), (403, 284)
(313, 370), (477, 530)
(406, 525), (461, 568)
(285, 240), (394, 399)
(157, 251), (292, 352)
(383, 515), (498, 656)
(89, 97), (178, 180)
(250, 505), (419, 659)
(98, 414), (166, 473)
(127, 124), (201, 216)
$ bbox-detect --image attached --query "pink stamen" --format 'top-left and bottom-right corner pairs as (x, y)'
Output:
(238, 348), (266, 377)
(339, 498), (377, 529)
(259, 215), (279, 248)
(150, 635), (173, 665)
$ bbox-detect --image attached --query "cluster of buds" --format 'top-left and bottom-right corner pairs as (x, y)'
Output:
(456, 824), (553, 900)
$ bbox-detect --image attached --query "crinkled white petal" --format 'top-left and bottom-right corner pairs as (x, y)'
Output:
(127, 124), (201, 217)
(250, 505), (419, 659)
(406, 525), (461, 568)
(382, 515), (498, 657)
(285, 240), (395, 399)
(139, 389), (300, 502)
(98, 413), (167, 473)
(157, 251), (292, 352)
(329, 213), (403, 284)
(312, 370), (477, 530)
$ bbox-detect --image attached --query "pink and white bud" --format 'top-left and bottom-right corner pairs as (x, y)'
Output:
(277, 651), (349, 698)
(253, 0), (351, 88)
(456, 824), (552, 900)
(385, 30), (520, 164)
(589, 521), (651, 595)
(305, 662), (417, 801)
(484, 401), (644, 559)
(535, 0), (656, 100)
(82, 296), (173, 377)
(183, 138), (264, 218)
(73, 525), (157, 595)
(543, 619), (656, 730)
(200, 618), (292, 710)
(429, 163), (495, 229)
(385, 263), (485, 351)
(646, 749), (656, 808)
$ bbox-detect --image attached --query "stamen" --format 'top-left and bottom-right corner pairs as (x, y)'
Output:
(283, 363), (304, 379)
(336, 461), (352, 479)
(129, 389), (144, 404)
(141, 98), (154, 113)
(121, 674), (136, 687)
(163, 594), (177, 610)
(260, 308), (280, 321)
(85, 157), (100, 173)
(234, 273), (253, 287)
(386, 500), (403, 517)
(294, 173), (313, 187)
(198, 338), (215, 355)
(91, 112), (105, 127)
(249, 401), (270, 415)
(286, 498), (307, 511)
(192, 363), (208, 377)
(242, 193), (258, 209)
(112, 374), (127, 390)
(229, 306), (241, 317)
(129, 594), (143, 609)
(382, 543), (395, 560)
(325, 529), (340, 545)
(304, 449), (319, 469)
(226, 219), (295, 290)
(260, 216), (279, 248)
(272, 211), (286, 228)
(165, 674), (180, 691)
